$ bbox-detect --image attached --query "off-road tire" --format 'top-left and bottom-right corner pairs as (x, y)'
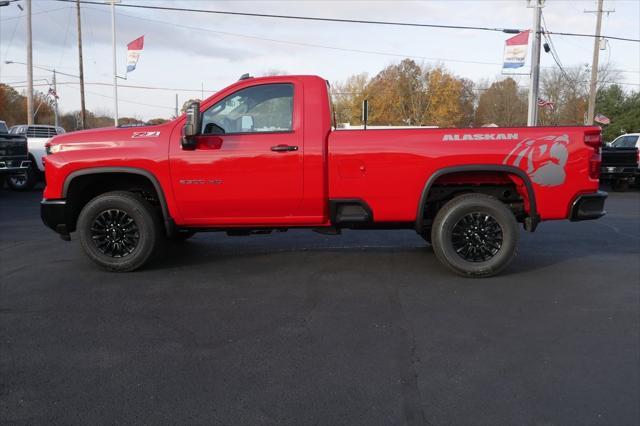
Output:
(7, 164), (38, 191)
(77, 191), (162, 272)
(431, 193), (519, 278)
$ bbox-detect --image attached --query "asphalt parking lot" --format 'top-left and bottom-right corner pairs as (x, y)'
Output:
(1, 186), (639, 425)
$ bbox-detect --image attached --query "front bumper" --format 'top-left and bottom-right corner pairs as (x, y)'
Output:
(41, 199), (72, 240)
(0, 159), (31, 175)
(569, 191), (607, 221)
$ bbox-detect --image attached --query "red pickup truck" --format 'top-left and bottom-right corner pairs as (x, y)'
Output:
(41, 75), (606, 277)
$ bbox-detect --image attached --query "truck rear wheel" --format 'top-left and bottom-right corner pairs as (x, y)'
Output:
(77, 191), (162, 272)
(430, 193), (518, 278)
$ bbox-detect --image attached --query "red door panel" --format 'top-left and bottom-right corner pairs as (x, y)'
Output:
(170, 132), (303, 223)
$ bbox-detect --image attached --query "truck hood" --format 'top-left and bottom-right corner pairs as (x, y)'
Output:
(48, 123), (175, 152)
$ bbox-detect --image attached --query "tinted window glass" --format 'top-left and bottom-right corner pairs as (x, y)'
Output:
(201, 84), (293, 135)
(611, 135), (639, 148)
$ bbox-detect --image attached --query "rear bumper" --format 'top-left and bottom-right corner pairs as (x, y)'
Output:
(569, 191), (607, 221)
(41, 199), (72, 240)
(600, 166), (636, 178)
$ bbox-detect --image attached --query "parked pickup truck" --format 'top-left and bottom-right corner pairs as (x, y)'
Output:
(41, 75), (607, 277)
(0, 123), (31, 188)
(8, 124), (66, 190)
(601, 133), (640, 191)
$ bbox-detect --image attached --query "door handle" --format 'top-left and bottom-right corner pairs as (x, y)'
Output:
(271, 144), (298, 152)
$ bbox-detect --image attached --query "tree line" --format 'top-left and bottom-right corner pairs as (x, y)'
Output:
(0, 84), (168, 130)
(331, 58), (639, 141)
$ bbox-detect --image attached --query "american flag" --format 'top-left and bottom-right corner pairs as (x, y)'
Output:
(537, 97), (555, 109)
(47, 87), (59, 99)
(594, 113), (610, 125)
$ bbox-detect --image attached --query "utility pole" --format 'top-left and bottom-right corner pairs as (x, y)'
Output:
(585, 0), (611, 125)
(52, 70), (59, 127)
(527, 0), (544, 127)
(76, 0), (86, 129)
(109, 0), (120, 126)
(175, 94), (179, 118)
(26, 0), (34, 124)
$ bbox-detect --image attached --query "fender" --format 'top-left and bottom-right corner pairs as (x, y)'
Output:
(414, 164), (540, 232)
(62, 166), (173, 233)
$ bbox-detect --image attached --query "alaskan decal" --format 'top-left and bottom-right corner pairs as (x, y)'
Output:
(131, 131), (161, 138)
(442, 133), (519, 141)
(503, 134), (569, 187)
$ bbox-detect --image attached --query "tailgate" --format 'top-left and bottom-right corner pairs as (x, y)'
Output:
(601, 147), (639, 167)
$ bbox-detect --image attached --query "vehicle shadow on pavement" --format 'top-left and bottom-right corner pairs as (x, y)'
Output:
(144, 215), (639, 277)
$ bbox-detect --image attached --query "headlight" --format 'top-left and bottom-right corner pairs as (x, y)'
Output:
(46, 144), (63, 154)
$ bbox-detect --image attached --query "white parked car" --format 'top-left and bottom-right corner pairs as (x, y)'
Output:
(8, 124), (65, 190)
(608, 133), (640, 149)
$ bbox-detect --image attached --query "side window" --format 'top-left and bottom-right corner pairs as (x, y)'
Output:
(201, 83), (293, 135)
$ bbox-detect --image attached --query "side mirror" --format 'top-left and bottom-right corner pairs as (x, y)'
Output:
(182, 101), (201, 150)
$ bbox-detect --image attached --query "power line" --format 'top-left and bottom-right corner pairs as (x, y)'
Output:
(6, 79), (219, 93)
(0, 5), (70, 21)
(87, 5), (507, 69)
(541, 12), (573, 82)
(54, 0), (640, 43)
(84, 4), (640, 75)
(4, 80), (176, 110)
(55, 0), (523, 34)
(83, 89), (174, 111)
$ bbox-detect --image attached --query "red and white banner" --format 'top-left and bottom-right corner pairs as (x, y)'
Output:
(126, 36), (144, 73)
(503, 31), (530, 69)
(594, 113), (610, 125)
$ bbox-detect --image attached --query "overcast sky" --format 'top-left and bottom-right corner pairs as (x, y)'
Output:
(1, 0), (639, 121)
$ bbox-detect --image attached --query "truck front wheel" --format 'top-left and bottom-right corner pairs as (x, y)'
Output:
(77, 191), (162, 272)
(430, 193), (519, 278)
(7, 165), (38, 191)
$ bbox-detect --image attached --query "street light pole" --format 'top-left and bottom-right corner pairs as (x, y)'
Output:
(586, 0), (605, 125)
(52, 70), (59, 127)
(527, 0), (544, 127)
(109, 0), (119, 126)
(75, 0), (86, 129)
(26, 0), (34, 124)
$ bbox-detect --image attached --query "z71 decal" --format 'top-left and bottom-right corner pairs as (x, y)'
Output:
(131, 131), (161, 138)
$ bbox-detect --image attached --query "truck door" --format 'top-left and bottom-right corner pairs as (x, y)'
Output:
(170, 83), (304, 224)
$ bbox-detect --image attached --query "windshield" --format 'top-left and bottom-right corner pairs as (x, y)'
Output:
(610, 135), (639, 148)
(0, 122), (7, 134)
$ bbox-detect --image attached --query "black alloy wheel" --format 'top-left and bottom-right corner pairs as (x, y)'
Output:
(77, 191), (161, 272)
(91, 209), (140, 258)
(451, 212), (503, 262)
(430, 193), (518, 277)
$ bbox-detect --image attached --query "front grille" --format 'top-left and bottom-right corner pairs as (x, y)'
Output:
(26, 127), (59, 138)
(0, 138), (29, 158)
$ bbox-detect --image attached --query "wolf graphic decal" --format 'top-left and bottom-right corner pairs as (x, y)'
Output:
(503, 134), (570, 187)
